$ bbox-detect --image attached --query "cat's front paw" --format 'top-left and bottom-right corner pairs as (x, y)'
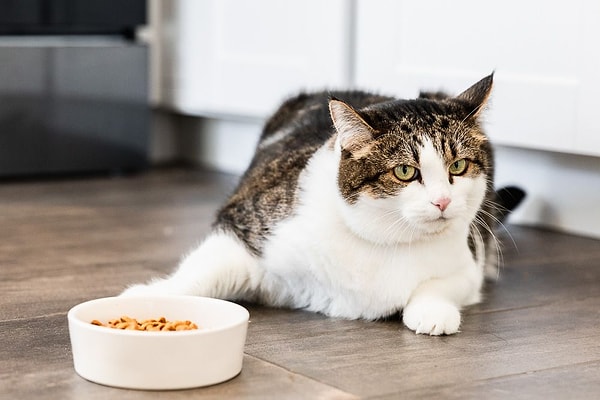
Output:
(402, 299), (461, 336)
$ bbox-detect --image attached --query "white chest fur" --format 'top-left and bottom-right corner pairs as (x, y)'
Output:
(259, 145), (479, 320)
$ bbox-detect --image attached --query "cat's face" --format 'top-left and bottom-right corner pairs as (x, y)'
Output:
(330, 75), (494, 244)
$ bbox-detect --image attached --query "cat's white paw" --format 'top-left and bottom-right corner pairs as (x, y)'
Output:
(402, 299), (461, 336)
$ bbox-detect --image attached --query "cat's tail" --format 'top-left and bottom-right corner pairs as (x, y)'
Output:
(495, 186), (526, 221)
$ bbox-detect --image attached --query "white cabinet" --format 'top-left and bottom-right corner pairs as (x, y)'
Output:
(157, 0), (600, 157)
(354, 0), (600, 157)
(159, 0), (352, 118)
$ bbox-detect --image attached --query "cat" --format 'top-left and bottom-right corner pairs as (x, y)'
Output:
(123, 73), (524, 335)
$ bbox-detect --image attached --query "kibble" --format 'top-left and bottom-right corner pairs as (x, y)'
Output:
(91, 316), (199, 331)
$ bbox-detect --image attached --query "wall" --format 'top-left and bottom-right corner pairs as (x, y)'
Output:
(494, 146), (600, 238)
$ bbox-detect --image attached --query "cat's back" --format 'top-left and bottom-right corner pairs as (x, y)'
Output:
(215, 90), (392, 255)
(260, 90), (392, 150)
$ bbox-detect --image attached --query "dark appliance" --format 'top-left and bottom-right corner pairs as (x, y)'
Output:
(0, 0), (149, 176)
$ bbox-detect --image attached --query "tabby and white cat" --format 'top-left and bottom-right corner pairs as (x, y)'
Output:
(123, 74), (524, 335)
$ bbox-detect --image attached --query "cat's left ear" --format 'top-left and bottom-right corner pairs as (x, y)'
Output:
(455, 73), (494, 119)
(329, 99), (375, 153)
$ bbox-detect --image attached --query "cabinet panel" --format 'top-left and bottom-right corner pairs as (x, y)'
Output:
(355, 0), (600, 156)
(161, 0), (351, 118)
(576, 1), (600, 154)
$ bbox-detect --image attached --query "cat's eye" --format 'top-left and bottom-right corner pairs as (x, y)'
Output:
(449, 159), (469, 176)
(393, 165), (419, 182)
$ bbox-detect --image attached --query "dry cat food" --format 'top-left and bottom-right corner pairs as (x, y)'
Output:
(91, 316), (199, 331)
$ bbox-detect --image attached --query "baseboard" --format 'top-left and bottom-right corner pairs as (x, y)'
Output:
(494, 145), (600, 239)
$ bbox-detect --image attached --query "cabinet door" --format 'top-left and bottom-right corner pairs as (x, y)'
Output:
(160, 0), (352, 118)
(355, 0), (600, 157)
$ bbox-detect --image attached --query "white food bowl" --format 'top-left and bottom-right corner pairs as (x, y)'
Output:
(67, 296), (249, 390)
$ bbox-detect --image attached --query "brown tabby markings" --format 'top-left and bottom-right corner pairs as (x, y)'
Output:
(215, 75), (496, 257)
(336, 100), (493, 204)
(215, 91), (393, 256)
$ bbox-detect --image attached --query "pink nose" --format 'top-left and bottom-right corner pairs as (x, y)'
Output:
(432, 197), (451, 212)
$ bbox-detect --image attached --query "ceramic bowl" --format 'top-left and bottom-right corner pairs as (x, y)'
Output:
(67, 296), (249, 390)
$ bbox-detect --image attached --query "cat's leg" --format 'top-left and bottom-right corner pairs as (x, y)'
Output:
(402, 265), (483, 336)
(121, 230), (262, 300)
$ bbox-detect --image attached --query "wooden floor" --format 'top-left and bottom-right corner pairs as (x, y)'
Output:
(1, 167), (599, 399)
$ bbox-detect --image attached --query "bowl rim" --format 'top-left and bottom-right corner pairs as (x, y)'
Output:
(67, 295), (250, 337)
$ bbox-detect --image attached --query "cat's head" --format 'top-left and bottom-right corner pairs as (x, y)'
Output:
(329, 74), (494, 244)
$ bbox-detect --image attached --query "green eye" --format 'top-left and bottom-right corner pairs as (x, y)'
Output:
(393, 165), (419, 182)
(449, 159), (468, 175)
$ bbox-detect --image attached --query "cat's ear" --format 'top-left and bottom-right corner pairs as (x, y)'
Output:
(329, 99), (375, 153)
(455, 73), (494, 119)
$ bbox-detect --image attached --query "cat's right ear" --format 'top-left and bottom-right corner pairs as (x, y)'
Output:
(329, 99), (375, 153)
(455, 73), (494, 119)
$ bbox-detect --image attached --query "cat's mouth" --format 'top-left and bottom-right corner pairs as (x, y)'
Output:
(420, 216), (453, 235)
(427, 213), (451, 222)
